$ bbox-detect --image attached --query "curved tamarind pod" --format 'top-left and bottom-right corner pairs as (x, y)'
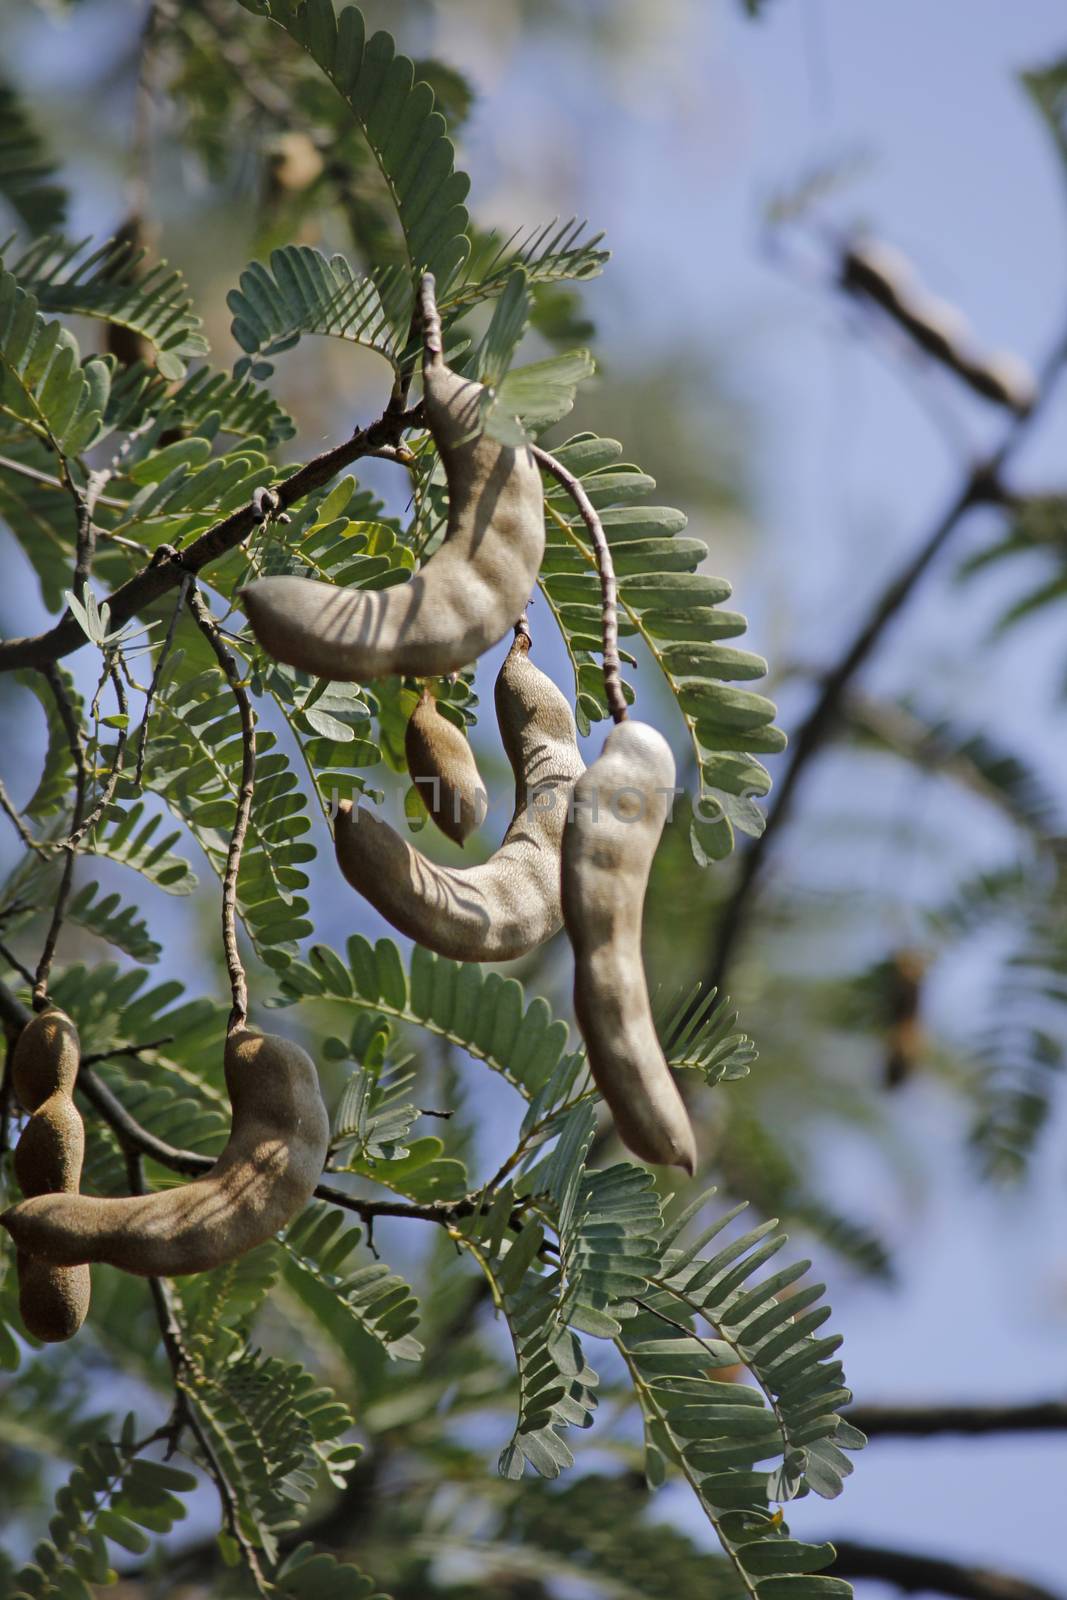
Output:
(334, 628), (584, 962)
(1, 1029), (329, 1276)
(561, 722), (696, 1174)
(10, 1009), (91, 1342)
(405, 686), (488, 847)
(239, 276), (545, 681)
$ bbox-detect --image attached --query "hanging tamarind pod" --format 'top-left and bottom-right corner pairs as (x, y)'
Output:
(334, 621), (584, 962)
(561, 720), (696, 1173)
(240, 273), (545, 680)
(10, 1008), (91, 1341)
(405, 686), (488, 846)
(1, 1029), (329, 1276)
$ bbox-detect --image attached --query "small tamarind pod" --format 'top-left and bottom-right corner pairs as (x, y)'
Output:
(334, 626), (585, 962)
(240, 274), (545, 682)
(561, 721), (696, 1174)
(1, 1029), (329, 1276)
(9, 1009), (91, 1342)
(405, 686), (488, 846)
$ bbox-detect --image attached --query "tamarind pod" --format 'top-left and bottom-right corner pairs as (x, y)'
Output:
(17, 1251), (91, 1344)
(561, 721), (696, 1174)
(334, 630), (585, 962)
(239, 278), (545, 682)
(10, 1008), (91, 1342)
(0, 1029), (329, 1276)
(12, 1007), (80, 1108)
(405, 686), (488, 846)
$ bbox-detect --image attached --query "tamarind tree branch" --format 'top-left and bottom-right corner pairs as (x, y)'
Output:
(531, 443), (628, 724)
(0, 777), (49, 855)
(704, 318), (1067, 997)
(187, 588), (254, 1031)
(846, 1399), (1067, 1437)
(0, 408), (421, 675)
(828, 1539), (1064, 1600)
(134, 575), (189, 787)
(67, 661), (128, 852)
(32, 664), (88, 1010)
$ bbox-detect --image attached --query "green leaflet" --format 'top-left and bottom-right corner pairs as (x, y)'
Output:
(282, 1201), (423, 1362)
(0, 270), (108, 458)
(3, 234), (209, 382)
(538, 432), (785, 860)
(9, 1415), (197, 1599)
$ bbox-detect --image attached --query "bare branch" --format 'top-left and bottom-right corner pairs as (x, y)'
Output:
(704, 321), (1067, 996)
(847, 1399), (1067, 1437)
(829, 1538), (1064, 1600)
(0, 778), (50, 855)
(531, 443), (628, 724)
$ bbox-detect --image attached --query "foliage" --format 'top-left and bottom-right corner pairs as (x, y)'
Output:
(0, 5), (867, 1599)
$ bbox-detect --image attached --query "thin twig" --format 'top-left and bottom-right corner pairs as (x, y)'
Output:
(127, 1146), (271, 1593)
(704, 320), (1067, 997)
(828, 1538), (1064, 1600)
(134, 574), (189, 786)
(68, 661), (128, 851)
(0, 940), (37, 989)
(0, 1035), (14, 1158)
(80, 1034), (176, 1068)
(0, 778), (49, 855)
(33, 665), (88, 1011)
(0, 406), (423, 674)
(531, 443), (628, 724)
(846, 1399), (1067, 1437)
(187, 588), (254, 1031)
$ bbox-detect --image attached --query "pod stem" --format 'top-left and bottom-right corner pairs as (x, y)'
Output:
(531, 445), (628, 724)
(187, 589), (254, 1033)
(419, 271), (444, 374)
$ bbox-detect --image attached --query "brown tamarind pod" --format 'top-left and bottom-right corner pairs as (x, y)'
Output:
(561, 722), (697, 1174)
(10, 1009), (91, 1342)
(240, 273), (545, 681)
(334, 625), (584, 962)
(1, 1029), (329, 1277)
(405, 687), (488, 846)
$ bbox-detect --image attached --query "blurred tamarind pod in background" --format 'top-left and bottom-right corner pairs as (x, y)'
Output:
(883, 948), (927, 1090)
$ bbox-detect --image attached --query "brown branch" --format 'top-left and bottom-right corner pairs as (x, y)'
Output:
(828, 1539), (1064, 1600)
(0, 409), (421, 675)
(847, 1399), (1067, 1437)
(704, 321), (1067, 997)
(187, 588), (254, 1031)
(531, 443), (628, 724)
(33, 664), (88, 1010)
(0, 778), (49, 855)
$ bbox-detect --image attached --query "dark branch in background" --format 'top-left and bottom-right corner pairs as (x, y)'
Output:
(847, 1399), (1067, 1437)
(32, 664), (88, 1010)
(0, 408), (421, 675)
(829, 1539), (1064, 1600)
(532, 443), (628, 724)
(187, 588), (254, 1031)
(705, 319), (1067, 997)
